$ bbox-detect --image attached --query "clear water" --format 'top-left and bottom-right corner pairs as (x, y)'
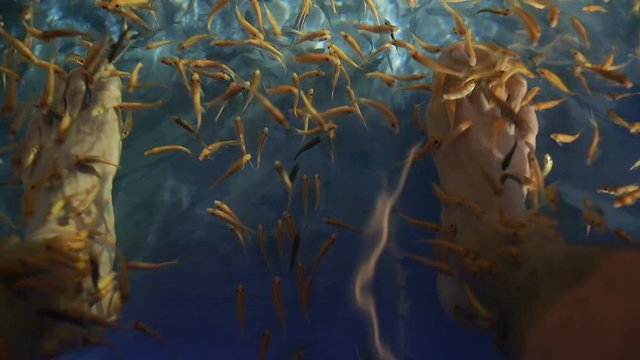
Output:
(0, 0), (639, 359)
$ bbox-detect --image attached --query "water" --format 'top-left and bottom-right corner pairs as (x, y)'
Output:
(0, 0), (639, 359)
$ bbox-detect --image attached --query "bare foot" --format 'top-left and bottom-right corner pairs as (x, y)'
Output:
(423, 43), (638, 360)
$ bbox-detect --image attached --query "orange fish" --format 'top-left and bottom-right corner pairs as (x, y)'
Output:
(236, 284), (245, 336)
(272, 276), (286, 333)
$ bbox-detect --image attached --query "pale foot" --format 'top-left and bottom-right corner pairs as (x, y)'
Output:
(0, 61), (123, 359)
(424, 43), (633, 359)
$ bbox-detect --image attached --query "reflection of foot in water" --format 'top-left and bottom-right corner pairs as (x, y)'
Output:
(426, 43), (640, 360)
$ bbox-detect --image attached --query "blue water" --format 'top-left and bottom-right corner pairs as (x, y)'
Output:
(0, 0), (639, 359)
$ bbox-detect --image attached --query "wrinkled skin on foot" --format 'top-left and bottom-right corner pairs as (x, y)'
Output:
(424, 43), (629, 360)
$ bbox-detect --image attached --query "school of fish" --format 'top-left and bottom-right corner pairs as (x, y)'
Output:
(0, 0), (639, 358)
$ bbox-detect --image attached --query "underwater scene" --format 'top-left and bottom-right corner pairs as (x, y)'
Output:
(0, 0), (639, 359)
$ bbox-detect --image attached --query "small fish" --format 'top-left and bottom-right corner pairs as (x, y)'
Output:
(401, 252), (454, 275)
(614, 228), (634, 242)
(236, 284), (245, 336)
(289, 232), (300, 272)
(462, 283), (496, 322)
(259, 330), (271, 360)
(384, 19), (396, 41)
(0, 65), (22, 82)
(204, 81), (248, 111)
(293, 136), (322, 161)
(172, 115), (204, 143)
(614, 189), (640, 208)
(606, 92), (640, 101)
(368, 43), (393, 61)
(397, 212), (440, 231)
(463, 28), (477, 66)
(255, 92), (289, 128)
(127, 62), (143, 92)
(583, 65), (633, 88)
(235, 5), (264, 40)
(198, 139), (237, 160)
(116, 248), (130, 305)
(366, 72), (396, 87)
(346, 86), (365, 126)
(185, 59), (236, 78)
(544, 182), (559, 211)
(126, 259), (178, 270)
(207, 0), (230, 30)
(38, 58), (56, 108)
(548, 4), (560, 28)
(586, 115), (599, 166)
(522, 87), (541, 106)
(569, 16), (590, 48)
(501, 139), (519, 170)
(327, 43), (361, 69)
(299, 70), (326, 81)
(263, 3), (282, 39)
(582, 5), (607, 12)
(550, 131), (582, 146)
(288, 163), (300, 183)
(531, 98), (567, 111)
(301, 275), (313, 319)
(322, 216), (361, 232)
(209, 154), (252, 190)
(542, 153), (553, 177)
(115, 100), (163, 111)
(409, 49), (463, 78)
(178, 34), (212, 51)
(243, 70), (261, 112)
(473, 8), (510, 16)
(0, 25), (39, 63)
(234, 116), (247, 156)
(313, 174), (321, 210)
(293, 53), (339, 65)
(191, 73), (204, 132)
(512, 5), (541, 46)
(144, 39), (174, 49)
(364, 0), (381, 24)
(294, 0), (313, 29)
(287, 29), (331, 49)
(290, 350), (305, 360)
(277, 219), (285, 267)
(311, 234), (337, 275)
(301, 174), (309, 216)
(272, 276), (286, 333)
(144, 145), (192, 156)
(275, 161), (293, 208)
(537, 68), (573, 95)
(411, 34), (442, 54)
(441, 1), (466, 36)
(340, 32), (368, 63)
(358, 97), (399, 133)
(257, 225), (268, 266)
(354, 22), (399, 34)
(298, 89), (328, 131)
(229, 226), (247, 255)
(192, 68), (231, 81)
(256, 127), (269, 168)
(442, 81), (476, 101)
(131, 321), (168, 344)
